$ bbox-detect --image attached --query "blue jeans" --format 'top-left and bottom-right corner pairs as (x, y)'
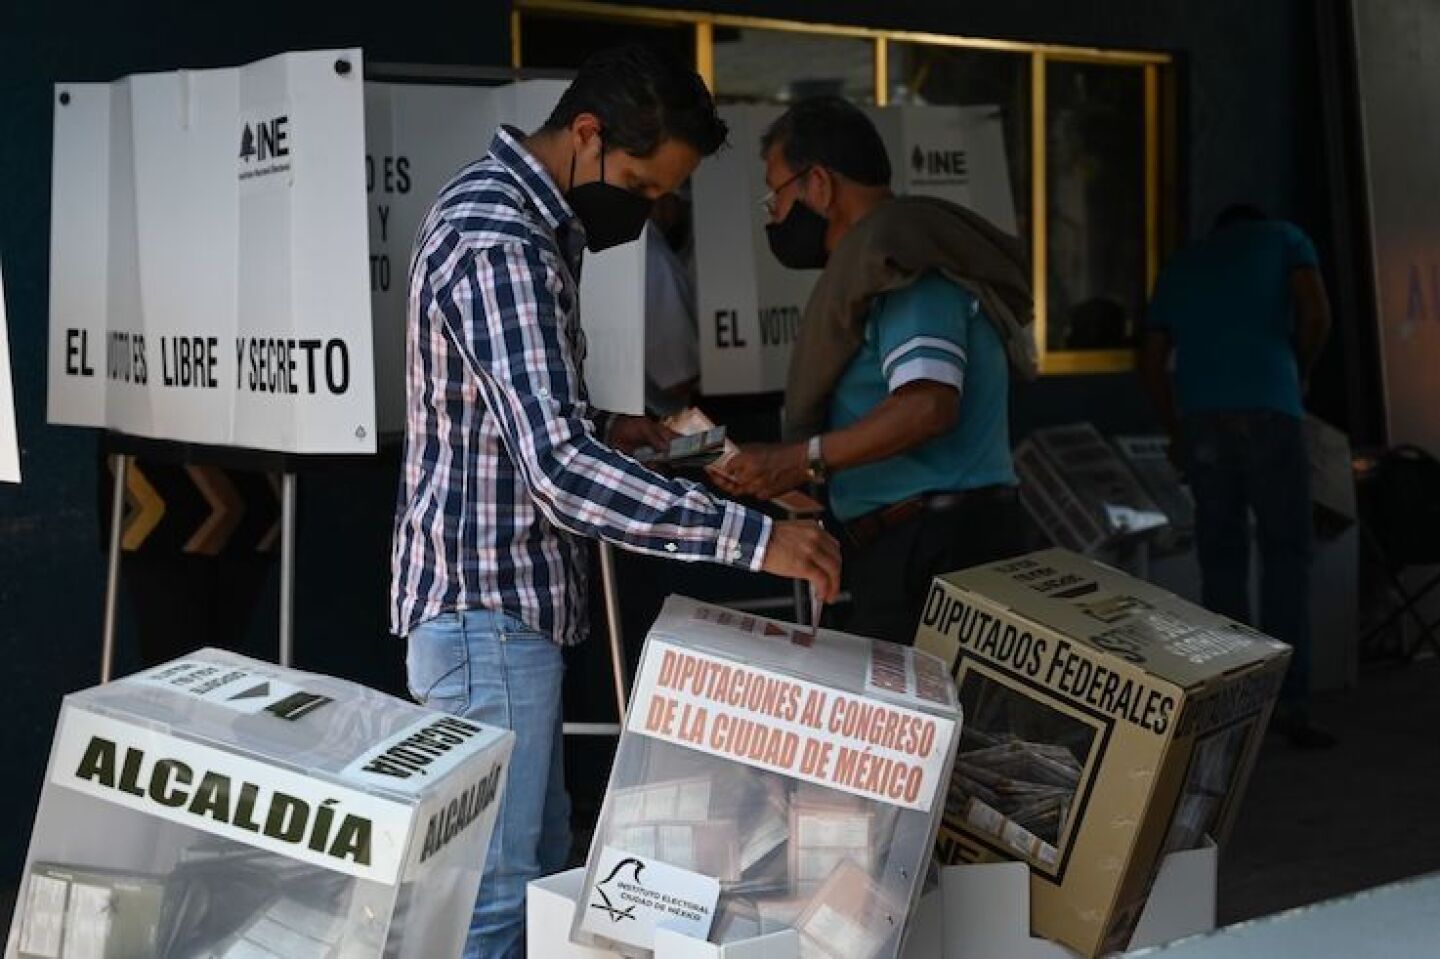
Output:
(406, 609), (571, 959)
(1183, 411), (1312, 706)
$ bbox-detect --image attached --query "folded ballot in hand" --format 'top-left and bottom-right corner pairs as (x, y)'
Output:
(633, 425), (728, 469)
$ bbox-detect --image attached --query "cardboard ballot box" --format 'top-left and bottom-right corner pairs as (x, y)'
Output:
(570, 597), (961, 959)
(914, 550), (1289, 958)
(6, 650), (513, 959)
(1015, 424), (1168, 555)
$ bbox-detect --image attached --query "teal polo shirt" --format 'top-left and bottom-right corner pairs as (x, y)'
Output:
(1145, 220), (1318, 419)
(828, 273), (1017, 522)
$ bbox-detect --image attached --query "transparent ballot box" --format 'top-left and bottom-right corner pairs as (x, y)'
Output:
(570, 597), (961, 959)
(7, 650), (514, 959)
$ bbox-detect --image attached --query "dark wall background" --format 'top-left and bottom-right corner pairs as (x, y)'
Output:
(0, 0), (1336, 889)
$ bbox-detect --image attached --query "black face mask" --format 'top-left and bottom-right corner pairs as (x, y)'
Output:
(567, 145), (652, 253)
(765, 199), (830, 270)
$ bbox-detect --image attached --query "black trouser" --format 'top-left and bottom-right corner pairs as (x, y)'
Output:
(841, 493), (1033, 646)
(1183, 410), (1313, 706)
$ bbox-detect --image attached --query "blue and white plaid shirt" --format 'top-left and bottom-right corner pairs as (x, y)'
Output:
(390, 127), (773, 645)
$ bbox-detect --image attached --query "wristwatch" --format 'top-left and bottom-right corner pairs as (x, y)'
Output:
(806, 434), (829, 485)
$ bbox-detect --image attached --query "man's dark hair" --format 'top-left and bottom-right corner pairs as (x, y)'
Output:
(760, 96), (891, 187)
(544, 44), (727, 157)
(1214, 203), (1267, 231)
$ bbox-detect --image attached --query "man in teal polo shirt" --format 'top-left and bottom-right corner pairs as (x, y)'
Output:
(828, 275), (1017, 524)
(715, 96), (1035, 644)
(1141, 203), (1334, 748)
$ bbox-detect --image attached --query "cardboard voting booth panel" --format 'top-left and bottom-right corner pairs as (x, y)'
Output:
(0, 262), (18, 483)
(1016, 424), (1168, 555)
(914, 549), (1289, 957)
(49, 61), (648, 452)
(6, 650), (513, 959)
(47, 49), (377, 454)
(364, 79), (646, 431)
(693, 105), (816, 397)
(364, 80), (488, 436)
(569, 597), (960, 959)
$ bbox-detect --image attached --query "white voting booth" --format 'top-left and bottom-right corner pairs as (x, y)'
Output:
(877, 105), (1018, 237)
(48, 49), (376, 455)
(48, 51), (647, 682)
(693, 103), (1016, 396)
(6, 650), (514, 959)
(49, 57), (646, 449)
(364, 77), (646, 431)
(691, 106), (815, 397)
(48, 47), (379, 675)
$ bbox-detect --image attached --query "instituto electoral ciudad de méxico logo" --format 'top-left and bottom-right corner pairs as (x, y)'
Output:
(590, 857), (645, 923)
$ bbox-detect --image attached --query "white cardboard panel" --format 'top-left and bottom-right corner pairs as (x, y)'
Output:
(938, 840), (1218, 959)
(693, 105), (814, 397)
(0, 263), (19, 483)
(47, 49), (376, 454)
(365, 78), (645, 432)
(1121, 871), (1440, 958)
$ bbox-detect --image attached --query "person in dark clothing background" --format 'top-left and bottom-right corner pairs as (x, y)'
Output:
(1140, 203), (1335, 749)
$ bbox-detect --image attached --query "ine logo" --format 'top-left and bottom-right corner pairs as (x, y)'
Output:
(589, 857), (645, 924)
(910, 145), (969, 183)
(239, 116), (290, 164)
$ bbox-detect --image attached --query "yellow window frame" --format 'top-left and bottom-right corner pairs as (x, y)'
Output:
(513, 0), (1176, 376)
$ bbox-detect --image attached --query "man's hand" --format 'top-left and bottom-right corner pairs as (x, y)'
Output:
(608, 415), (677, 456)
(761, 520), (842, 603)
(711, 442), (809, 501)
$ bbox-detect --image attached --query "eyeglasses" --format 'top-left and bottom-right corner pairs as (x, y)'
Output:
(759, 166), (812, 218)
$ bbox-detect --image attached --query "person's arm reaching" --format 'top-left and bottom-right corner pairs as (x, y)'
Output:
(434, 239), (840, 600)
(713, 383), (956, 501)
(716, 276), (968, 500)
(1291, 265), (1332, 392)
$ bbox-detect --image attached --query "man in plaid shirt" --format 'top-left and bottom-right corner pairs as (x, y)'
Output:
(390, 46), (840, 958)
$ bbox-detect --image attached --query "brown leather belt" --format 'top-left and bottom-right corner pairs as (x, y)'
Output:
(843, 486), (1017, 550)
